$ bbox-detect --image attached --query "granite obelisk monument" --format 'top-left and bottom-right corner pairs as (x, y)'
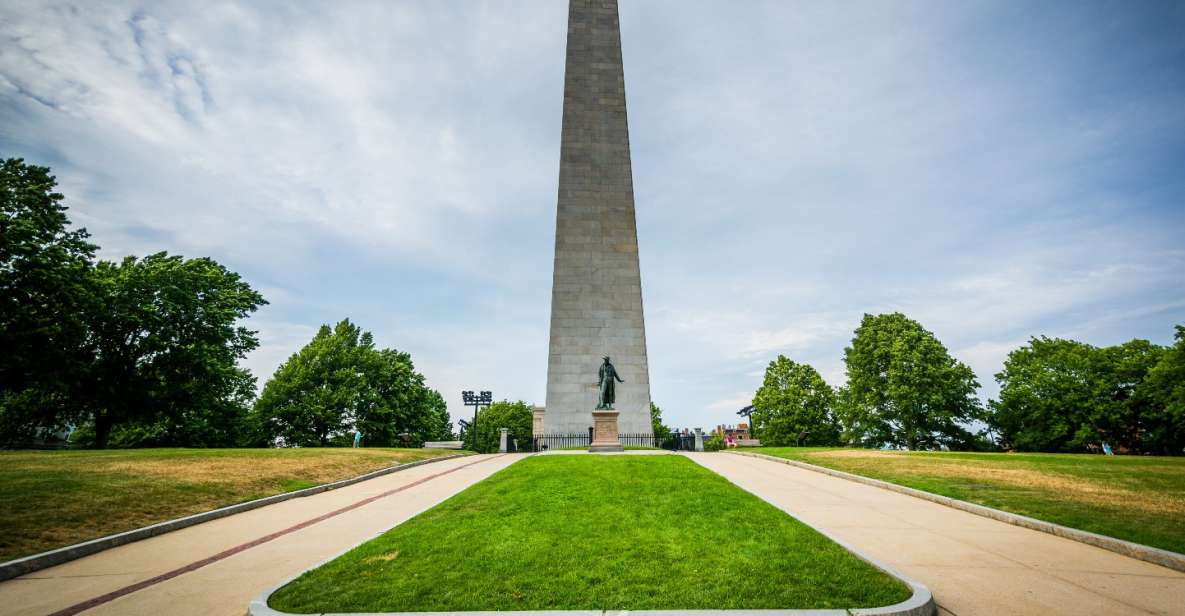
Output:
(542, 0), (652, 438)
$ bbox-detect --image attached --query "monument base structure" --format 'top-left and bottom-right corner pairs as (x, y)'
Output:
(589, 410), (623, 452)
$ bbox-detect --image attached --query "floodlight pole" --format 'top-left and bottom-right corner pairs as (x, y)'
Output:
(462, 390), (493, 452)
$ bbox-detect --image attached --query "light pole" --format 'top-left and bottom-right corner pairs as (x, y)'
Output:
(462, 390), (493, 451)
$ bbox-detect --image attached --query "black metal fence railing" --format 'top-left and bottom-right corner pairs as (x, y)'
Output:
(529, 433), (590, 451)
(526, 433), (666, 452)
(619, 433), (658, 448)
(661, 434), (697, 451)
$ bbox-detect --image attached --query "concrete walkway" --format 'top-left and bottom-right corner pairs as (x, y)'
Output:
(688, 452), (1185, 616)
(0, 453), (520, 616)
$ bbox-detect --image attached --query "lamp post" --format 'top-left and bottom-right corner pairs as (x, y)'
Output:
(462, 390), (493, 452)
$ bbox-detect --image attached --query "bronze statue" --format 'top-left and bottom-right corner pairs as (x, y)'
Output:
(597, 356), (624, 409)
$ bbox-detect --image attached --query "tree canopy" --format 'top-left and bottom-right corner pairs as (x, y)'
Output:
(254, 319), (451, 447)
(0, 158), (98, 439)
(841, 313), (982, 450)
(745, 316), (1185, 454)
(988, 334), (1182, 454)
(1141, 326), (1185, 454)
(751, 355), (838, 446)
(1, 158), (266, 448)
(79, 253), (265, 448)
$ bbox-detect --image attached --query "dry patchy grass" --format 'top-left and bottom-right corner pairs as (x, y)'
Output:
(812, 450), (1185, 517)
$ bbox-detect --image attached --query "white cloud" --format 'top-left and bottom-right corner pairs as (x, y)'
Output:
(706, 393), (754, 414)
(0, 1), (565, 264)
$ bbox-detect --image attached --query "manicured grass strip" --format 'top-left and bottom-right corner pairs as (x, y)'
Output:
(269, 455), (910, 613)
(758, 447), (1185, 555)
(0, 447), (462, 562)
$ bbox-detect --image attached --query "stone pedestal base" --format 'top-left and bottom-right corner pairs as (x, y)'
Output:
(589, 410), (623, 452)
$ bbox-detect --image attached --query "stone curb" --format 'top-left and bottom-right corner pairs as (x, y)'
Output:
(729, 450), (1185, 574)
(0, 452), (472, 582)
(247, 454), (934, 616)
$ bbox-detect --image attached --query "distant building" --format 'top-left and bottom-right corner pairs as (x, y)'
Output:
(713, 423), (760, 447)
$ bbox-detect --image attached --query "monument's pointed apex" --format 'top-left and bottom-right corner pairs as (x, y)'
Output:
(543, 0), (652, 436)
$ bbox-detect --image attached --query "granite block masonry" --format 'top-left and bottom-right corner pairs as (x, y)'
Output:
(543, 0), (652, 436)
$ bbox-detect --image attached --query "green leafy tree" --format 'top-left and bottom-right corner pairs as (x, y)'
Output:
(1139, 326), (1185, 454)
(254, 320), (450, 447)
(469, 400), (532, 453)
(842, 313), (982, 450)
(355, 349), (452, 446)
(1090, 339), (1164, 452)
(256, 321), (368, 446)
(0, 158), (97, 442)
(751, 355), (839, 446)
(832, 385), (862, 446)
(74, 253), (266, 448)
(650, 401), (672, 442)
(1, 159), (267, 448)
(990, 333), (1178, 454)
(989, 337), (1098, 452)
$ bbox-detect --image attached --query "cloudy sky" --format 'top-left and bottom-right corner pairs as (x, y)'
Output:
(2, 0), (1183, 431)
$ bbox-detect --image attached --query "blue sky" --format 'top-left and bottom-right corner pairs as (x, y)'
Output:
(2, 1), (1183, 432)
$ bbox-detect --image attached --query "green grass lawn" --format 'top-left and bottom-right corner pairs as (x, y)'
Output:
(0, 447), (462, 562)
(269, 455), (910, 613)
(756, 447), (1185, 554)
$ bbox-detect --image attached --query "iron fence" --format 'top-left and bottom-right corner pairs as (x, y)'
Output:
(529, 433), (590, 451)
(527, 433), (663, 452)
(619, 433), (658, 448)
(661, 434), (697, 451)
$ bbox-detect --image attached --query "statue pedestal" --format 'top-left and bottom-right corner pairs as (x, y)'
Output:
(589, 410), (623, 452)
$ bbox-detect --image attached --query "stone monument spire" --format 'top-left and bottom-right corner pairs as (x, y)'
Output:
(543, 0), (652, 436)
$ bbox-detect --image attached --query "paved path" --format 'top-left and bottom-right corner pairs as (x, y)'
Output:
(688, 452), (1185, 616)
(0, 453), (520, 616)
